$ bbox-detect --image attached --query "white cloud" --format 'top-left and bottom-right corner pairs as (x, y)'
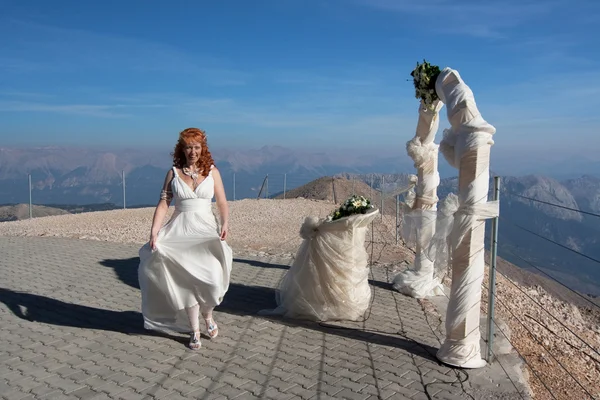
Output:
(0, 100), (165, 118)
(355, 0), (557, 38)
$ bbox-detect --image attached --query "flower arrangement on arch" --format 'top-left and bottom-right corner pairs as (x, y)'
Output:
(327, 195), (374, 221)
(410, 59), (441, 111)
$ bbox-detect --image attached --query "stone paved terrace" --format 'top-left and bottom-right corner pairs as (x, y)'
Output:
(0, 236), (529, 399)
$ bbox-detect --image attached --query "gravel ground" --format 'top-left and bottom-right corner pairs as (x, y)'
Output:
(0, 198), (413, 263)
(1, 198), (598, 399)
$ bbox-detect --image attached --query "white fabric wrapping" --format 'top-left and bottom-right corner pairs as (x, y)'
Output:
(425, 194), (458, 276)
(138, 167), (233, 334)
(427, 194), (499, 276)
(393, 208), (445, 297)
(395, 175), (418, 244)
(437, 68), (496, 169)
(261, 209), (379, 322)
(403, 175), (418, 210)
(434, 68), (498, 368)
(408, 99), (444, 208)
(393, 99), (445, 298)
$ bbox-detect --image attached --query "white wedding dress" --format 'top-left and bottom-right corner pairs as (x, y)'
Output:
(262, 209), (379, 322)
(138, 166), (232, 333)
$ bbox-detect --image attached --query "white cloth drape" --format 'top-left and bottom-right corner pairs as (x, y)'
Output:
(261, 209), (379, 322)
(393, 208), (445, 297)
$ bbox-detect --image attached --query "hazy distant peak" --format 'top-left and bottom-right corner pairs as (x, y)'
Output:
(503, 175), (582, 221)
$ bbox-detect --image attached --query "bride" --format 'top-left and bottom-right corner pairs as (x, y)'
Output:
(138, 127), (232, 350)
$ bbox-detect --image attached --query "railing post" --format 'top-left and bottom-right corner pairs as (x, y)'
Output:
(122, 170), (126, 209)
(395, 194), (399, 244)
(487, 176), (501, 363)
(266, 174), (269, 198)
(381, 175), (385, 220)
(332, 177), (337, 203)
(257, 174), (268, 199)
(28, 173), (32, 219)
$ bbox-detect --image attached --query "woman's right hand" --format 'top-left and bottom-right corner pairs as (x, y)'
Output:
(149, 233), (158, 250)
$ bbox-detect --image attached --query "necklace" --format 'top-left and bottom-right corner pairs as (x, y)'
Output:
(182, 166), (200, 187)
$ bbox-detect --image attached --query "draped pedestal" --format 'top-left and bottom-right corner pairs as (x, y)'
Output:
(393, 100), (445, 298)
(260, 209), (380, 322)
(434, 68), (498, 368)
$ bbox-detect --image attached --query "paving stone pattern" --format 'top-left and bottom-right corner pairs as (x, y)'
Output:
(0, 237), (526, 399)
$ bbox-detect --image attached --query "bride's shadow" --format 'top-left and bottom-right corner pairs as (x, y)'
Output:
(0, 288), (184, 344)
(100, 257), (141, 289)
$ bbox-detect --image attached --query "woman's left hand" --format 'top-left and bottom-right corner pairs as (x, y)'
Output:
(220, 222), (228, 241)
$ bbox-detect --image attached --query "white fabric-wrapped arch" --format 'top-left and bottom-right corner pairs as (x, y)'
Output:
(260, 209), (379, 322)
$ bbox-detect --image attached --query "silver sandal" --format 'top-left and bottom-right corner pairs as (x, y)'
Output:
(189, 331), (201, 350)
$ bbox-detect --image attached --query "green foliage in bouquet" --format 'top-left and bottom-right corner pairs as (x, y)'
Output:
(328, 195), (374, 221)
(410, 59), (441, 110)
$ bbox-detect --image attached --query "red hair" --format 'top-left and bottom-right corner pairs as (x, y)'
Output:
(171, 128), (215, 177)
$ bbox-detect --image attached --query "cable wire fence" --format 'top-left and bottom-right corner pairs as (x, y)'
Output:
(479, 189), (600, 400)
(505, 192), (600, 219)
(392, 181), (600, 400)
(259, 172), (417, 245)
(244, 172), (418, 266)
(481, 268), (600, 400)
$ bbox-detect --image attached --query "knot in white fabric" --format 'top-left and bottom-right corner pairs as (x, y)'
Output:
(438, 196), (499, 248)
(407, 137), (439, 170)
(425, 194), (499, 275)
(299, 216), (320, 240)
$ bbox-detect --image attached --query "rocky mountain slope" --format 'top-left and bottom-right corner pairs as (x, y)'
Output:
(0, 204), (70, 222)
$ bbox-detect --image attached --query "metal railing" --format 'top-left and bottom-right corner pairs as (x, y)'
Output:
(483, 188), (600, 399)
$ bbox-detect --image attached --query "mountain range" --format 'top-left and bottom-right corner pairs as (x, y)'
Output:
(0, 145), (416, 205)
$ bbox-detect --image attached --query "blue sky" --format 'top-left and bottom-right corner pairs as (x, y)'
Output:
(1, 0), (599, 161)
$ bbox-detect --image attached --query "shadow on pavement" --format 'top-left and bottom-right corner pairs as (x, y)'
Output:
(233, 258), (290, 270)
(218, 283), (439, 363)
(96, 256), (437, 361)
(99, 257), (393, 292)
(0, 287), (183, 343)
(100, 257), (140, 289)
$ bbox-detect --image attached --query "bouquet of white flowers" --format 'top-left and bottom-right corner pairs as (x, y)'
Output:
(327, 195), (374, 221)
(410, 60), (441, 110)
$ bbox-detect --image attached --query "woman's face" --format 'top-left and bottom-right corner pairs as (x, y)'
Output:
(184, 141), (202, 165)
